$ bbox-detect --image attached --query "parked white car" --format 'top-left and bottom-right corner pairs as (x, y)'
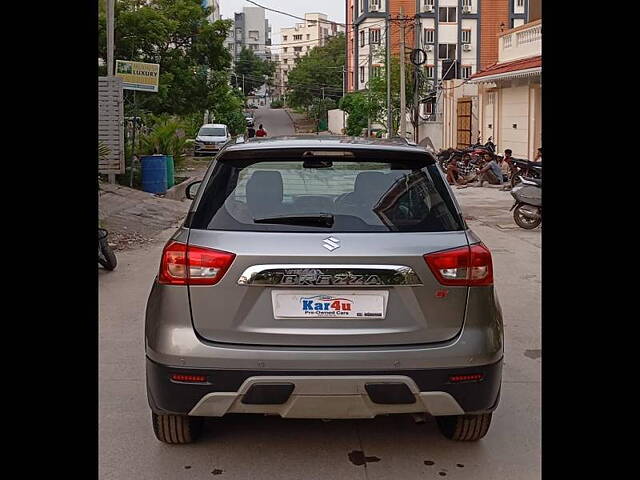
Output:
(194, 124), (230, 156)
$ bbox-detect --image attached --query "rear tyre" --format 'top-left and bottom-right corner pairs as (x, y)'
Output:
(513, 205), (541, 229)
(436, 413), (492, 441)
(151, 412), (203, 444)
(98, 242), (117, 270)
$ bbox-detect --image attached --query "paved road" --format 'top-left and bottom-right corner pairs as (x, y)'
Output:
(99, 187), (540, 480)
(252, 106), (295, 137)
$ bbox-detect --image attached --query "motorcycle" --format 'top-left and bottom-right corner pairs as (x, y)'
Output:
(510, 158), (542, 188)
(98, 228), (118, 271)
(510, 176), (542, 229)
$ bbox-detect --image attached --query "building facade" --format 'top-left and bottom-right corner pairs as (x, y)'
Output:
(345, 0), (531, 93)
(279, 13), (344, 87)
(469, 19), (541, 160)
(202, 0), (221, 23)
(225, 7), (272, 64)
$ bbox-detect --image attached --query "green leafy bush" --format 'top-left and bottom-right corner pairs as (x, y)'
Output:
(270, 99), (284, 109)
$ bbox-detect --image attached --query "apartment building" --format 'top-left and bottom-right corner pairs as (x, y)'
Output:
(278, 13), (344, 87)
(345, 0), (531, 93)
(225, 7), (272, 64)
(201, 0), (221, 23)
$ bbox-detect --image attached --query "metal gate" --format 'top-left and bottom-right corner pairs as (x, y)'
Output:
(98, 76), (125, 174)
(456, 97), (473, 149)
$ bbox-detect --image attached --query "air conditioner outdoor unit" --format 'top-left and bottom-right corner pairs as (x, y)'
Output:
(426, 6), (434, 13)
(425, 45), (433, 52)
(463, 43), (472, 51)
(370, 5), (379, 12)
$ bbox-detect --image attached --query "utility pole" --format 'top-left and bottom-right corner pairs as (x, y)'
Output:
(399, 8), (407, 139)
(367, 47), (373, 137)
(386, 14), (392, 138)
(414, 13), (420, 143)
(107, 0), (115, 76)
(342, 66), (346, 135)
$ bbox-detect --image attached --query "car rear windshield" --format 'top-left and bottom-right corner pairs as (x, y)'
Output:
(199, 127), (226, 136)
(190, 155), (463, 232)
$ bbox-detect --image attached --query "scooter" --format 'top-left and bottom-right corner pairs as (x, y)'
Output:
(510, 176), (542, 229)
(98, 228), (117, 271)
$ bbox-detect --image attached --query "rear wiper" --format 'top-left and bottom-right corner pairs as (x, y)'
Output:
(253, 214), (334, 228)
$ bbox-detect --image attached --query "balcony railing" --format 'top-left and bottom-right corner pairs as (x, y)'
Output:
(499, 20), (541, 63)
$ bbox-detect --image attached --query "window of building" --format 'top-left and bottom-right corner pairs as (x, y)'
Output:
(360, 30), (365, 47)
(423, 28), (435, 44)
(283, 59), (288, 64)
(424, 101), (435, 115)
(517, 0), (524, 6)
(294, 46), (303, 52)
(372, 65), (382, 77)
(283, 47), (288, 52)
(294, 34), (302, 41)
(462, 0), (472, 7)
(370, 0), (381, 9)
(369, 29), (381, 45)
(438, 44), (456, 60)
(249, 30), (259, 41)
(461, 29), (471, 44)
(425, 65), (434, 78)
(307, 34), (310, 40)
(424, 0), (435, 8)
(461, 65), (472, 79)
(283, 35), (287, 41)
(439, 7), (457, 23)
(360, 66), (365, 83)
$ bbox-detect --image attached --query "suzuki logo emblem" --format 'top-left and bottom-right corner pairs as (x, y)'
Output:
(322, 237), (340, 252)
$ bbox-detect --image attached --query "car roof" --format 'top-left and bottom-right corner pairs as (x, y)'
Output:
(225, 135), (429, 154)
(200, 124), (227, 129)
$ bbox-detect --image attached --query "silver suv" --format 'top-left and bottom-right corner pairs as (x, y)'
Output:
(145, 136), (503, 444)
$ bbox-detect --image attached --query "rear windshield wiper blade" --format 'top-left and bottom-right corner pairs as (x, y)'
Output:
(253, 214), (334, 228)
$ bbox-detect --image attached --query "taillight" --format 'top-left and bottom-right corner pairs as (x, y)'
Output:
(159, 241), (235, 286)
(424, 244), (493, 286)
(170, 374), (207, 383)
(449, 373), (484, 383)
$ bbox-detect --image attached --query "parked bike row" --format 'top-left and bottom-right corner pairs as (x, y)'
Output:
(437, 139), (542, 229)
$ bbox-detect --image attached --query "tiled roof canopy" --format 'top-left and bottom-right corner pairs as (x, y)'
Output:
(468, 55), (542, 83)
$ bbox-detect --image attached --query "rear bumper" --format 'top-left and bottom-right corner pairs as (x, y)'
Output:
(146, 357), (502, 418)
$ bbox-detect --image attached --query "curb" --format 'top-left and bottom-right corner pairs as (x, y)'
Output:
(284, 108), (300, 133)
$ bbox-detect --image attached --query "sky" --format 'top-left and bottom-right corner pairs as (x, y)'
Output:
(219, 0), (345, 52)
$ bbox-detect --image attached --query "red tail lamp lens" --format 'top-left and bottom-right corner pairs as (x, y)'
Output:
(159, 241), (235, 286)
(424, 244), (493, 286)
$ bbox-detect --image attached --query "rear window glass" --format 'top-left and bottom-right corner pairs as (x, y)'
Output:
(199, 127), (226, 136)
(191, 159), (463, 232)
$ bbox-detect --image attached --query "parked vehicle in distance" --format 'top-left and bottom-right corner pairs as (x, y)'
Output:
(244, 112), (254, 127)
(194, 124), (230, 157)
(145, 136), (504, 445)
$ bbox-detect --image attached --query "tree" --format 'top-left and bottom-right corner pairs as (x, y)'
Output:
(234, 48), (275, 96)
(339, 52), (432, 136)
(286, 34), (345, 110)
(98, 0), (236, 118)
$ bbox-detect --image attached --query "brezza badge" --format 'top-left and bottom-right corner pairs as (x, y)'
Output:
(280, 272), (383, 286)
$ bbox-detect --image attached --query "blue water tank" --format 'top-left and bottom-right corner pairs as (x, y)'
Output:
(141, 155), (167, 194)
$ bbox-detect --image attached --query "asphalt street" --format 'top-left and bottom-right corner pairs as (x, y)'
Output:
(251, 106), (296, 137)
(99, 124), (540, 479)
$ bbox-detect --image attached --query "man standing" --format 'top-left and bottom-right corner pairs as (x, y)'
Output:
(247, 125), (256, 138)
(256, 124), (267, 137)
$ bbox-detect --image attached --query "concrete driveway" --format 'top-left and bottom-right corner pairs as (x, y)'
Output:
(99, 186), (540, 480)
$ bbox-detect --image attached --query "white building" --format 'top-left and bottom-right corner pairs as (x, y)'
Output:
(468, 19), (541, 160)
(202, 0), (221, 23)
(225, 7), (272, 64)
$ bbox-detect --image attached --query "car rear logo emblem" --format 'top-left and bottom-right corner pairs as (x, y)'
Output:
(322, 237), (340, 251)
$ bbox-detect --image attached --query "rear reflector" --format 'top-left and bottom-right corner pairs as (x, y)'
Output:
(449, 373), (484, 383)
(424, 244), (493, 286)
(159, 241), (235, 286)
(170, 374), (207, 383)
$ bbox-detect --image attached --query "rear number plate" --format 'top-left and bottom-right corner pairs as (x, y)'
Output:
(272, 290), (388, 319)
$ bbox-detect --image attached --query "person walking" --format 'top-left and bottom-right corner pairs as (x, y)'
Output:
(247, 125), (256, 138)
(256, 124), (267, 137)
